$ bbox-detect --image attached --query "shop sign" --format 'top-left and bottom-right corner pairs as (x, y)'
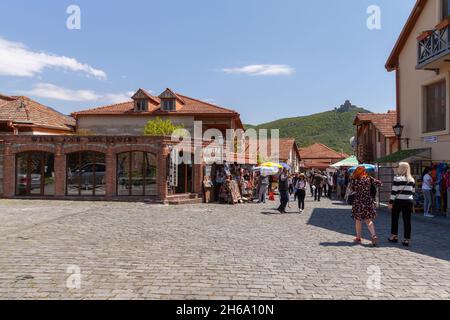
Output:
(203, 146), (223, 164)
(424, 136), (438, 143)
(169, 149), (179, 187)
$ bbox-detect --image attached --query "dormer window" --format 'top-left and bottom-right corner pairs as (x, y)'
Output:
(162, 99), (175, 111)
(135, 99), (148, 112)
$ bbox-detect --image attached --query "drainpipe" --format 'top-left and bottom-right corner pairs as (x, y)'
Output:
(395, 67), (402, 151)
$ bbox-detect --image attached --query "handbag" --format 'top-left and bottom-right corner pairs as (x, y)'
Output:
(370, 178), (377, 199)
(345, 183), (355, 205)
(347, 194), (355, 205)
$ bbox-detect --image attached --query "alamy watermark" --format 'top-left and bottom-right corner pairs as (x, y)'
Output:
(66, 265), (82, 290)
(367, 5), (381, 30)
(66, 5), (81, 30)
(170, 121), (280, 166)
(367, 265), (382, 291)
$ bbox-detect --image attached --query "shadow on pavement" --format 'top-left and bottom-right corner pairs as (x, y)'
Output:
(308, 207), (450, 262)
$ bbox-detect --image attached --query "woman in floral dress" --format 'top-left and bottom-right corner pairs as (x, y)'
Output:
(350, 166), (382, 246)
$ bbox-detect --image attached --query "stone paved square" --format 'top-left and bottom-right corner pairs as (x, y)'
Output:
(0, 197), (449, 300)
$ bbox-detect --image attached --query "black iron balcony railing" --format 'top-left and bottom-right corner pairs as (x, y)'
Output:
(417, 23), (450, 68)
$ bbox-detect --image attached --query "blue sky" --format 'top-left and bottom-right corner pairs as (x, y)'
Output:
(0, 0), (415, 124)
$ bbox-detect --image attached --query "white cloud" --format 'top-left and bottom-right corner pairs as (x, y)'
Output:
(22, 83), (132, 104)
(24, 83), (100, 102)
(104, 92), (134, 104)
(0, 37), (107, 80)
(221, 64), (294, 76)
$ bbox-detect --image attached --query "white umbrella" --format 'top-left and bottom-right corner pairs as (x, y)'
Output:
(253, 166), (280, 176)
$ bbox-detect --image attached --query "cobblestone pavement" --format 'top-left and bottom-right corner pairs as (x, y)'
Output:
(0, 196), (449, 300)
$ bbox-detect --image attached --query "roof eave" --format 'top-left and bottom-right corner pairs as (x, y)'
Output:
(385, 0), (428, 72)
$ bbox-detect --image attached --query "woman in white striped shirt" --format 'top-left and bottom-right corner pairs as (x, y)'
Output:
(388, 162), (416, 247)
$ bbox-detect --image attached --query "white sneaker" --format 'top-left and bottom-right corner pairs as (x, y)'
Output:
(424, 213), (435, 218)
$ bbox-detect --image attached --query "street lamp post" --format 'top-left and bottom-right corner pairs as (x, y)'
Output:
(393, 123), (410, 149)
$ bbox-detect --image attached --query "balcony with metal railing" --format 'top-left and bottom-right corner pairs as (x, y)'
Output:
(417, 19), (450, 70)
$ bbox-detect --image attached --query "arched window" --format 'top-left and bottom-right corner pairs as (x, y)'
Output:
(67, 151), (106, 196)
(16, 152), (55, 196)
(117, 152), (157, 196)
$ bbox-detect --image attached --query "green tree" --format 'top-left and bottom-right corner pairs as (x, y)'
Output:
(143, 117), (185, 136)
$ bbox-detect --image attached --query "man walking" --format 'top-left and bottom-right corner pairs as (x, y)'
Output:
(277, 168), (290, 213)
(309, 171), (315, 197)
(314, 171), (325, 202)
(258, 174), (270, 203)
(336, 171), (345, 201)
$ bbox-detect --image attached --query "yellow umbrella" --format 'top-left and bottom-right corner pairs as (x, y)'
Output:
(260, 162), (283, 169)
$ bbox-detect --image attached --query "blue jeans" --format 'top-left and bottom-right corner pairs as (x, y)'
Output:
(259, 184), (268, 203)
(423, 190), (432, 214)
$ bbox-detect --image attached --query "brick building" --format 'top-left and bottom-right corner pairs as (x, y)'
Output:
(353, 111), (398, 163)
(0, 94), (75, 135)
(299, 143), (348, 170)
(0, 88), (246, 204)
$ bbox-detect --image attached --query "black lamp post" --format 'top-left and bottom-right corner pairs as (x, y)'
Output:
(393, 123), (409, 149)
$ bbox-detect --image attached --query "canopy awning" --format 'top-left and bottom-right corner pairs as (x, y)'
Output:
(330, 155), (359, 168)
(375, 148), (431, 164)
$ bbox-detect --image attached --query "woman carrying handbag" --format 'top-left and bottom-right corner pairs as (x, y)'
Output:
(388, 162), (416, 247)
(349, 166), (382, 247)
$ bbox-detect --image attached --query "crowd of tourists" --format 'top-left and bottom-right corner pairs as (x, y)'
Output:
(209, 160), (450, 248)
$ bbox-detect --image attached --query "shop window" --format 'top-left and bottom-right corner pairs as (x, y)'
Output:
(15, 152), (55, 196)
(424, 80), (447, 133)
(66, 151), (106, 196)
(443, 0), (450, 20)
(117, 151), (157, 196)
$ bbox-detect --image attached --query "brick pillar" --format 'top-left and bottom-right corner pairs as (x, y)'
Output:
(193, 163), (204, 195)
(157, 145), (169, 202)
(105, 146), (116, 198)
(3, 143), (14, 198)
(0, 143), (4, 196)
(54, 144), (66, 197)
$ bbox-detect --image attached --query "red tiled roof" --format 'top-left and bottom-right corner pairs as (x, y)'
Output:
(263, 138), (300, 161)
(0, 95), (75, 131)
(241, 138), (300, 161)
(354, 111), (397, 138)
(299, 143), (348, 160)
(132, 88), (160, 105)
(72, 90), (240, 117)
(159, 88), (186, 104)
(0, 94), (15, 102)
(302, 161), (334, 170)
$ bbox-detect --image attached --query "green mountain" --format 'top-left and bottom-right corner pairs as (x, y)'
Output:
(246, 100), (371, 155)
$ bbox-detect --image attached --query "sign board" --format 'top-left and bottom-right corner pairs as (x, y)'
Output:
(424, 136), (438, 143)
(205, 165), (212, 177)
(169, 149), (179, 187)
(203, 146), (223, 165)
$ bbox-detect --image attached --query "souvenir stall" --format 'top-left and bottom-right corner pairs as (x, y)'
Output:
(375, 148), (449, 215)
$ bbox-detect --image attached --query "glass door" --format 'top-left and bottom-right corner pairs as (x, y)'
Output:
(16, 152), (55, 196)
